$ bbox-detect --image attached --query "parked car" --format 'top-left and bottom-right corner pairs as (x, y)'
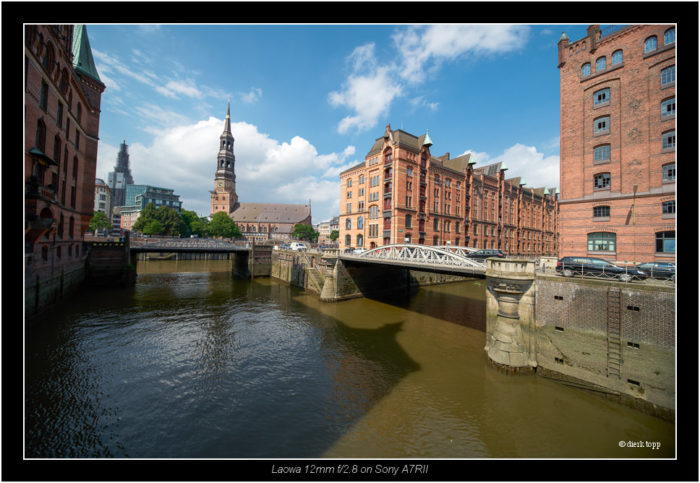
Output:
(343, 247), (355, 254)
(633, 262), (676, 282)
(466, 249), (506, 260)
(555, 256), (648, 282)
(288, 242), (307, 251)
(352, 248), (366, 255)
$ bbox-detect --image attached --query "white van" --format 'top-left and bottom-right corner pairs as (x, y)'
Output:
(288, 242), (307, 251)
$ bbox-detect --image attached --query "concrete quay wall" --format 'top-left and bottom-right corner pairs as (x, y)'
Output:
(25, 264), (86, 319)
(533, 275), (675, 421)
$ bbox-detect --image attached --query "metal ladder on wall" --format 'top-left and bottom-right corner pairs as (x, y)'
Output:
(606, 287), (622, 378)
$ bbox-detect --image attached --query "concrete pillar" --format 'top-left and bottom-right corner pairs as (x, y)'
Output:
(484, 258), (536, 373)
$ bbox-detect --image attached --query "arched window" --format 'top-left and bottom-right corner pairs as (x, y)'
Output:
(594, 172), (611, 190)
(611, 49), (623, 65)
(53, 135), (62, 163)
(596, 56), (606, 71)
(662, 130), (676, 150)
(384, 148), (392, 165)
(593, 87), (610, 106)
(587, 232), (616, 252)
(662, 163), (676, 182)
(661, 65), (675, 86)
(72, 156), (79, 179)
(76, 103), (82, 124)
(35, 119), (46, 152)
(664, 27), (675, 45)
(345, 234), (351, 247)
(661, 97), (675, 118)
(593, 144), (611, 163)
(581, 62), (591, 77)
(42, 42), (55, 73)
(357, 217), (364, 229)
(593, 116), (610, 134)
(345, 218), (351, 230)
(644, 36), (657, 53)
(356, 234), (363, 246)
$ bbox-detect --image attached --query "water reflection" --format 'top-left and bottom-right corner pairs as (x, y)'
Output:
(25, 261), (674, 459)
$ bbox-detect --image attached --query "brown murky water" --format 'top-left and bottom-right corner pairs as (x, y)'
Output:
(25, 260), (674, 458)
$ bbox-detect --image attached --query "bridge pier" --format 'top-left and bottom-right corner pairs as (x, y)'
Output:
(484, 258), (536, 373)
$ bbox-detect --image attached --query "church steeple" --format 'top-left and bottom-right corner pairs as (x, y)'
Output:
(211, 101), (238, 216)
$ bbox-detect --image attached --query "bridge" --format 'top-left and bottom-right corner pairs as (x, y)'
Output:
(339, 244), (487, 277)
(129, 238), (250, 254)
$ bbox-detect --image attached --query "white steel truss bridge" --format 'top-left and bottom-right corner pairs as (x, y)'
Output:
(339, 244), (487, 276)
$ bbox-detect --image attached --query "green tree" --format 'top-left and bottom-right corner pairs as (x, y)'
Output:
(132, 202), (158, 233)
(155, 205), (183, 236)
(142, 219), (164, 236)
(179, 209), (200, 238)
(207, 211), (242, 238)
(329, 230), (339, 242)
(190, 216), (209, 237)
(292, 223), (319, 243)
(89, 211), (112, 231)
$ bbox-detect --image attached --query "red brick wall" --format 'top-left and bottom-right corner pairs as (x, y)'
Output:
(559, 25), (676, 263)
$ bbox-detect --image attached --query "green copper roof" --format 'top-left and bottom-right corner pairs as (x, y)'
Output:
(72, 24), (101, 83)
(422, 130), (433, 147)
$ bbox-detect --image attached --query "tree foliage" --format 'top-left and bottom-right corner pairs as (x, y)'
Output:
(89, 211), (112, 231)
(329, 230), (339, 241)
(207, 211), (242, 238)
(132, 202), (185, 236)
(292, 223), (319, 243)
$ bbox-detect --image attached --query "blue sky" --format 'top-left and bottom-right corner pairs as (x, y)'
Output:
(88, 24), (594, 223)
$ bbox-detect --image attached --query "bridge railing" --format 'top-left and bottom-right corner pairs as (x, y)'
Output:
(345, 244), (487, 269)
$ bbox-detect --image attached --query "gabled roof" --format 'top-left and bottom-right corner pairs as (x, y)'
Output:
(72, 24), (102, 83)
(231, 202), (311, 224)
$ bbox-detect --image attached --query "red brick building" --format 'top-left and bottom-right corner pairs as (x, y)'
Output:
(339, 124), (559, 256)
(25, 25), (105, 308)
(558, 25), (676, 264)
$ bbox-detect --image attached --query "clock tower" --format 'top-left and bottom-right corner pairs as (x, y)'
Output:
(210, 101), (238, 216)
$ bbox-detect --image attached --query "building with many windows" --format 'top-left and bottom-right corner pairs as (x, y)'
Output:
(93, 178), (111, 216)
(25, 24), (105, 304)
(119, 185), (183, 231)
(339, 124), (559, 255)
(557, 25), (675, 263)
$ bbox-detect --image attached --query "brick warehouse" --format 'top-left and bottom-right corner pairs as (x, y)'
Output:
(557, 25), (676, 264)
(25, 25), (105, 313)
(339, 124), (559, 255)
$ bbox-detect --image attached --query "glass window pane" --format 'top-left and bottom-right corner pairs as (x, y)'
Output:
(664, 28), (675, 45)
(645, 36), (657, 52)
(611, 50), (623, 64)
(661, 66), (675, 85)
(661, 98), (675, 117)
(596, 57), (606, 70)
(581, 63), (591, 76)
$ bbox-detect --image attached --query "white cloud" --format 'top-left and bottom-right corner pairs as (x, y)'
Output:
(240, 87), (263, 104)
(461, 143), (559, 189)
(96, 117), (355, 221)
(329, 25), (529, 134)
(155, 79), (204, 99)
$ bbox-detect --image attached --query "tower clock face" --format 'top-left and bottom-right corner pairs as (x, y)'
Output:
(216, 180), (224, 189)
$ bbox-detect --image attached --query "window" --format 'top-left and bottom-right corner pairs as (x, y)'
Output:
(587, 232), (616, 252)
(347, 178), (352, 187)
(662, 163), (676, 182)
(593, 116), (609, 134)
(433, 218), (439, 231)
(345, 234), (351, 247)
(75, 129), (80, 149)
(407, 167), (413, 176)
(593, 144), (611, 163)
(346, 203), (351, 214)
(655, 231), (675, 253)
(356, 234), (363, 247)
(594, 88), (610, 106)
(664, 28), (675, 45)
(345, 218), (351, 229)
(56, 102), (63, 127)
(358, 217), (364, 229)
(661, 97), (675, 118)
(644, 36), (657, 53)
(40, 80), (48, 111)
(661, 66), (675, 86)
(596, 56), (606, 71)
(405, 214), (412, 228)
(593, 206), (610, 218)
(594, 173), (611, 190)
(611, 49), (623, 65)
(35, 119), (46, 152)
(662, 200), (675, 215)
(662, 130), (676, 150)
(384, 149), (392, 164)
(581, 63), (591, 77)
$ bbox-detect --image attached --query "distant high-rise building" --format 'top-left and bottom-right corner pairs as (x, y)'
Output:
(107, 140), (134, 208)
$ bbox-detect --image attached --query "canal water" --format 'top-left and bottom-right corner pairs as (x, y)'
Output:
(25, 260), (674, 458)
